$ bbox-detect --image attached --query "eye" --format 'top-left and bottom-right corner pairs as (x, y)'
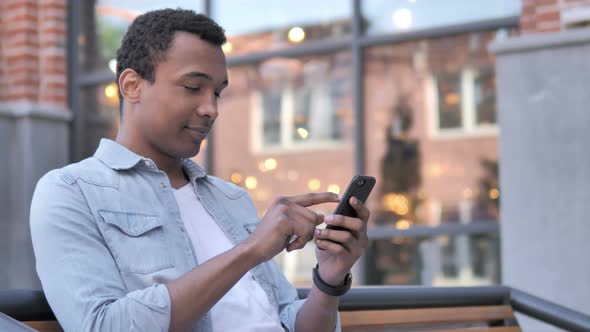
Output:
(184, 86), (201, 92)
(214, 91), (222, 100)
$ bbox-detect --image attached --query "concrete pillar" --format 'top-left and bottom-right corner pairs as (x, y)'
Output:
(0, 0), (70, 289)
(491, 28), (590, 331)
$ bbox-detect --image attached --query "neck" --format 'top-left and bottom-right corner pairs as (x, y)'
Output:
(115, 127), (187, 187)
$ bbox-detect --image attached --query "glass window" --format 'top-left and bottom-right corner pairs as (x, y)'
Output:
(367, 233), (500, 286)
(430, 65), (497, 133)
(475, 67), (496, 125)
(254, 53), (353, 151)
(362, 0), (521, 35)
(79, 0), (205, 73)
(363, 29), (508, 286)
(212, 0), (351, 55)
(435, 72), (462, 129)
(214, 53), (355, 286)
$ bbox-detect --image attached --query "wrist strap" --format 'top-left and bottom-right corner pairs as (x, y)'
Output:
(312, 264), (352, 297)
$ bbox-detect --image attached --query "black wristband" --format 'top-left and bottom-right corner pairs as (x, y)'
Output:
(312, 264), (352, 297)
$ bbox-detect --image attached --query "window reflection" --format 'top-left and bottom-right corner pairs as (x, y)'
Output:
(215, 54), (355, 286)
(256, 54), (353, 150)
(79, 0), (204, 73)
(362, 0), (521, 35)
(212, 0), (351, 55)
(435, 72), (463, 129)
(364, 29), (511, 286)
(367, 233), (500, 286)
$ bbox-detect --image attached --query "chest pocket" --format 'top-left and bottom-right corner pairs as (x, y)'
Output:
(97, 210), (174, 274)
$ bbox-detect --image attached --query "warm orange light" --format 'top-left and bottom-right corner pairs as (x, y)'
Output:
(264, 158), (277, 170)
(444, 92), (460, 105)
(245, 176), (257, 190)
(308, 178), (321, 191)
(489, 188), (500, 200)
(327, 184), (340, 195)
(104, 83), (118, 99)
(382, 193), (410, 215)
(396, 219), (412, 230)
(221, 41), (233, 53)
(288, 27), (305, 43)
(230, 172), (243, 185)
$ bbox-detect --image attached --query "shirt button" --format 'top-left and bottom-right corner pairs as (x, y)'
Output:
(160, 182), (166, 189)
(204, 314), (209, 319)
(144, 160), (151, 167)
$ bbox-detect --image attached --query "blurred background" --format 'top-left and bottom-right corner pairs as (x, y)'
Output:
(1, 1), (589, 331)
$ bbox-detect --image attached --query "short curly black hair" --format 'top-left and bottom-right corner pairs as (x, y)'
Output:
(115, 8), (226, 108)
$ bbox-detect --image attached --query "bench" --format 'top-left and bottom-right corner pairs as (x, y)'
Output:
(2, 286), (589, 331)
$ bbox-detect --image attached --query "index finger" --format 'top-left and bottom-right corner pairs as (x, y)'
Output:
(289, 192), (340, 207)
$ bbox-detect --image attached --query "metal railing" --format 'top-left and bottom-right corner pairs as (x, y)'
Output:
(1, 286), (589, 331)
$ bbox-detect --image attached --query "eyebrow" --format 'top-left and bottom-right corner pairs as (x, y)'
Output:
(181, 71), (229, 87)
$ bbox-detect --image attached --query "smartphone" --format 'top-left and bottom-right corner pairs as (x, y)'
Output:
(326, 175), (376, 231)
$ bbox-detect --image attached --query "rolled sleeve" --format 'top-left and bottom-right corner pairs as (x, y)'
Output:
(273, 262), (342, 332)
(30, 170), (171, 332)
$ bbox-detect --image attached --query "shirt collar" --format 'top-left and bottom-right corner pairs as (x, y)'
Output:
(94, 138), (208, 180)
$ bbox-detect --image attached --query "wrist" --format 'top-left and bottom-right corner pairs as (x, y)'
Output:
(317, 264), (348, 286)
(313, 264), (352, 297)
(235, 240), (265, 267)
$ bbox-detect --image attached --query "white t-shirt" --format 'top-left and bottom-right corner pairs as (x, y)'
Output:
(173, 183), (284, 332)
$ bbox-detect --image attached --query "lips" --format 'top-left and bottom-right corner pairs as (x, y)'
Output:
(184, 126), (209, 141)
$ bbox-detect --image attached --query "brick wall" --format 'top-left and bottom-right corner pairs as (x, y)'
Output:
(0, 0), (67, 107)
(522, 0), (590, 33)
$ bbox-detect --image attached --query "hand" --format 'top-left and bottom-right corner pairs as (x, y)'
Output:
(243, 192), (340, 263)
(314, 196), (370, 286)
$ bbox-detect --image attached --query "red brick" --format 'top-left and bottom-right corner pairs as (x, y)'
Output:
(536, 10), (561, 22)
(534, 0), (559, 5)
(39, 2), (66, 11)
(8, 92), (38, 100)
(6, 2), (36, 12)
(9, 40), (39, 48)
(8, 14), (38, 23)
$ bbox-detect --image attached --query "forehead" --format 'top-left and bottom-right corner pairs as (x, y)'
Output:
(155, 31), (227, 82)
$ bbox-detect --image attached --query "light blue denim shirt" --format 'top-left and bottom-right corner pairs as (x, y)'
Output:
(30, 139), (342, 332)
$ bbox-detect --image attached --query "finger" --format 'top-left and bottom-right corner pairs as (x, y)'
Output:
(286, 236), (306, 252)
(350, 196), (370, 222)
(287, 203), (325, 227)
(315, 238), (347, 256)
(288, 192), (340, 208)
(315, 228), (355, 251)
(325, 214), (364, 237)
(286, 210), (322, 251)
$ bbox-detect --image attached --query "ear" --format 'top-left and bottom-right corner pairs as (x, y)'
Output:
(118, 68), (142, 104)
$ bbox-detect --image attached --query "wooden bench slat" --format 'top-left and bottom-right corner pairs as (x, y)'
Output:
(341, 305), (515, 328)
(427, 327), (521, 332)
(23, 321), (63, 332)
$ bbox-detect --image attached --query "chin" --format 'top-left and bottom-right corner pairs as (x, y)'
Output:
(183, 142), (202, 159)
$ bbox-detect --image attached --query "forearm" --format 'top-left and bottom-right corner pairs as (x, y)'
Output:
(167, 241), (262, 331)
(294, 286), (339, 332)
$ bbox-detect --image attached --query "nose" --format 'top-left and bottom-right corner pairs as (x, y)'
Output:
(196, 94), (219, 120)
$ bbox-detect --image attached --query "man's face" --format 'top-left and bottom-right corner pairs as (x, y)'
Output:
(134, 31), (228, 159)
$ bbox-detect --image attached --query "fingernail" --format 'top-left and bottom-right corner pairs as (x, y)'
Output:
(325, 215), (334, 222)
(350, 197), (358, 205)
(315, 229), (321, 236)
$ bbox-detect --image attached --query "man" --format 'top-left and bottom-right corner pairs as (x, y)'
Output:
(30, 9), (370, 332)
